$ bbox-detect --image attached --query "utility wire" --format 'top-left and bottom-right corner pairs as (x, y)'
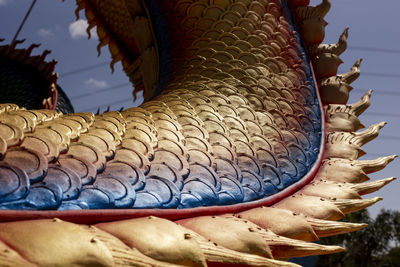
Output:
(362, 72), (400, 79)
(348, 46), (400, 55)
(352, 89), (400, 96)
(70, 83), (131, 100)
(378, 136), (400, 141)
(59, 61), (111, 77)
(11, 0), (38, 45)
(361, 112), (400, 118)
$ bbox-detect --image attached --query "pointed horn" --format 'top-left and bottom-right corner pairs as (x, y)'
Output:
(349, 89), (372, 116)
(312, 0), (331, 18)
(258, 230), (344, 259)
(330, 197), (382, 214)
(308, 27), (349, 58)
(325, 89), (372, 117)
(356, 155), (397, 174)
(319, 76), (353, 105)
(325, 132), (365, 160)
(237, 207), (319, 242)
(306, 217), (367, 238)
(352, 121), (386, 146)
(273, 195), (344, 221)
(86, 225), (180, 267)
(349, 177), (397, 195)
(335, 27), (349, 55)
(190, 230), (300, 267)
(301, 182), (361, 200)
(294, 0), (331, 21)
(338, 58), (362, 85)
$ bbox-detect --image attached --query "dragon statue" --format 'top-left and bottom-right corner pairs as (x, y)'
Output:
(0, 0), (397, 266)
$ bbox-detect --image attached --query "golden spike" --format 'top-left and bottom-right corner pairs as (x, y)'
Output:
(186, 228), (301, 267)
(236, 207), (319, 242)
(301, 181), (361, 199)
(351, 121), (387, 146)
(183, 216), (344, 260)
(355, 155), (397, 174)
(349, 89), (373, 116)
(319, 60), (362, 104)
(325, 111), (364, 133)
(324, 90), (373, 132)
(330, 197), (383, 214)
(177, 216), (273, 259)
(306, 217), (368, 238)
(319, 76), (353, 105)
(325, 89), (372, 117)
(85, 225), (182, 267)
(96, 217), (208, 267)
(308, 27), (349, 58)
(256, 228), (344, 259)
(273, 194), (344, 221)
(325, 132), (365, 160)
(316, 156), (396, 183)
(324, 122), (386, 160)
(349, 177), (397, 195)
(312, 53), (343, 79)
(338, 58), (362, 85)
(312, 0), (331, 18)
(294, 0), (331, 20)
(293, 0), (330, 45)
(0, 219), (115, 266)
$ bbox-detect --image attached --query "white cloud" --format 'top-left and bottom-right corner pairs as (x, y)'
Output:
(69, 19), (97, 40)
(85, 78), (108, 89)
(37, 28), (53, 37)
(0, 0), (13, 6)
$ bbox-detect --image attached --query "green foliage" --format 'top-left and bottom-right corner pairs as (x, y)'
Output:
(316, 209), (400, 267)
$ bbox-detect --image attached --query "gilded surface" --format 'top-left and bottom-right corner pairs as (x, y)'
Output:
(0, 0), (397, 266)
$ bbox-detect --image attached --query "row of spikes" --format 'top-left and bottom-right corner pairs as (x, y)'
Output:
(0, 1), (396, 266)
(0, 39), (58, 110)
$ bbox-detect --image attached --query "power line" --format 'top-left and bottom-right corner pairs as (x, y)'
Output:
(59, 61), (111, 77)
(70, 83), (131, 100)
(12, 0), (37, 45)
(378, 136), (400, 141)
(348, 46), (400, 55)
(362, 72), (400, 79)
(352, 89), (400, 96)
(361, 112), (400, 118)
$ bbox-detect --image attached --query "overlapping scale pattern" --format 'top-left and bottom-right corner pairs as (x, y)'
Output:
(0, 0), (322, 210)
(0, 0), (398, 266)
(0, 1), (322, 210)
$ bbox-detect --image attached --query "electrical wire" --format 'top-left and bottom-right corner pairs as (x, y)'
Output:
(59, 61), (111, 77)
(11, 0), (37, 45)
(348, 46), (400, 54)
(70, 83), (131, 100)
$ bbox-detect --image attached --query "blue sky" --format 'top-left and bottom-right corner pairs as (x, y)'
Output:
(0, 0), (398, 216)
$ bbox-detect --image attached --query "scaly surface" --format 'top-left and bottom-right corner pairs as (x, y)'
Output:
(0, 0), (397, 266)
(0, 0), (322, 210)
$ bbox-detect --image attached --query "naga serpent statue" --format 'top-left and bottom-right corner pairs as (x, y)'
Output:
(0, 0), (397, 266)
